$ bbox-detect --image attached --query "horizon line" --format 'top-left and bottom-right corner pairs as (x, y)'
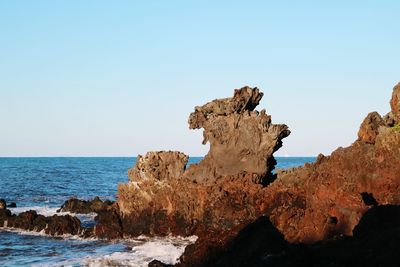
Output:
(0, 155), (318, 158)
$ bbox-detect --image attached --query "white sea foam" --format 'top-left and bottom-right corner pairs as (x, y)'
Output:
(75, 235), (197, 267)
(8, 206), (97, 222)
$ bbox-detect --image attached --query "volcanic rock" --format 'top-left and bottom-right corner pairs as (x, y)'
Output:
(0, 199), (6, 210)
(58, 196), (114, 214)
(117, 83), (400, 265)
(264, 83), (400, 243)
(0, 208), (82, 236)
(179, 205), (400, 267)
(390, 82), (400, 122)
(185, 86), (290, 184)
(357, 112), (384, 144)
(117, 86), (290, 238)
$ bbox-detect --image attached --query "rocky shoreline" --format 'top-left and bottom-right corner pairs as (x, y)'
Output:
(1, 84), (400, 266)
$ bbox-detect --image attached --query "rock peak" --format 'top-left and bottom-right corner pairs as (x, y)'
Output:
(185, 86), (289, 184)
(390, 82), (400, 122)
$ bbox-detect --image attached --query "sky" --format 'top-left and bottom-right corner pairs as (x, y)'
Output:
(0, 0), (399, 157)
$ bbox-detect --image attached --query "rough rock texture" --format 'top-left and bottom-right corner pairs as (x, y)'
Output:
(58, 196), (114, 214)
(185, 86), (290, 184)
(0, 208), (82, 236)
(390, 82), (400, 121)
(0, 199), (5, 210)
(117, 84), (400, 265)
(117, 86), (290, 238)
(179, 205), (400, 267)
(128, 151), (189, 182)
(357, 112), (384, 144)
(264, 84), (400, 243)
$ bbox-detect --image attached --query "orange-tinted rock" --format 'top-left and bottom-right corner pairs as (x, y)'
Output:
(117, 86), (290, 237)
(115, 83), (400, 265)
(264, 84), (400, 244)
(357, 112), (384, 144)
(390, 82), (400, 122)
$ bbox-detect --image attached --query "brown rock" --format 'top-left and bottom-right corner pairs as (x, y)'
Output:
(117, 86), (289, 238)
(357, 112), (384, 144)
(390, 82), (400, 122)
(185, 86), (289, 184)
(58, 196), (114, 214)
(265, 105), (400, 243)
(128, 151), (188, 182)
(116, 83), (400, 265)
(0, 199), (6, 210)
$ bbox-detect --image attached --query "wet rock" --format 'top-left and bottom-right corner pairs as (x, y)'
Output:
(179, 206), (400, 267)
(93, 209), (123, 239)
(58, 196), (114, 214)
(7, 202), (17, 208)
(45, 214), (82, 236)
(179, 216), (287, 267)
(148, 260), (173, 267)
(0, 199), (6, 210)
(0, 207), (82, 236)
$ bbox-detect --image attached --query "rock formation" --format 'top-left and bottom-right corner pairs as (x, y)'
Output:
(263, 83), (400, 243)
(58, 196), (114, 214)
(0, 200), (82, 236)
(117, 86), (290, 237)
(180, 205), (400, 267)
(1, 83), (400, 267)
(116, 83), (400, 265)
(185, 87), (290, 184)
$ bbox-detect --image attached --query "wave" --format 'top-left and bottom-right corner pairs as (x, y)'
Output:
(8, 206), (97, 223)
(59, 235), (198, 267)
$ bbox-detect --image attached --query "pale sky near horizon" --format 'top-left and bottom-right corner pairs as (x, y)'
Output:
(0, 1), (399, 157)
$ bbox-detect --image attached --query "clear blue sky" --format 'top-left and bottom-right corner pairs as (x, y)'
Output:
(0, 1), (399, 157)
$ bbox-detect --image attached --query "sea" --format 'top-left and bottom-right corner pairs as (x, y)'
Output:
(0, 157), (315, 267)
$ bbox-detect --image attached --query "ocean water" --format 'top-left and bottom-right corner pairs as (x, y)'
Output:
(0, 157), (315, 266)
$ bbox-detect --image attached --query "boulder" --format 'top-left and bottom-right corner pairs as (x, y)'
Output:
(390, 83), (400, 122)
(0, 199), (6, 210)
(117, 86), (290, 238)
(58, 196), (114, 214)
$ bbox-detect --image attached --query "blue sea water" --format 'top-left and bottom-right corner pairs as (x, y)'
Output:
(0, 157), (315, 266)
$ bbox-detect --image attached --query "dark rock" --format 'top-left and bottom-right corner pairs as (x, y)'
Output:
(7, 202), (17, 208)
(58, 196), (114, 214)
(93, 209), (123, 239)
(361, 192), (378, 206)
(180, 216), (288, 267)
(45, 214), (82, 236)
(148, 260), (173, 267)
(0, 208), (82, 236)
(0, 199), (6, 210)
(180, 206), (400, 267)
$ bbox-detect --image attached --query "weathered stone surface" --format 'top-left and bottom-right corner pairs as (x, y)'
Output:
(185, 86), (290, 184)
(357, 112), (384, 144)
(178, 205), (400, 267)
(264, 84), (400, 244)
(117, 86), (290, 239)
(116, 84), (400, 265)
(58, 196), (114, 214)
(390, 82), (400, 122)
(128, 151), (189, 182)
(0, 208), (82, 236)
(0, 199), (6, 210)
